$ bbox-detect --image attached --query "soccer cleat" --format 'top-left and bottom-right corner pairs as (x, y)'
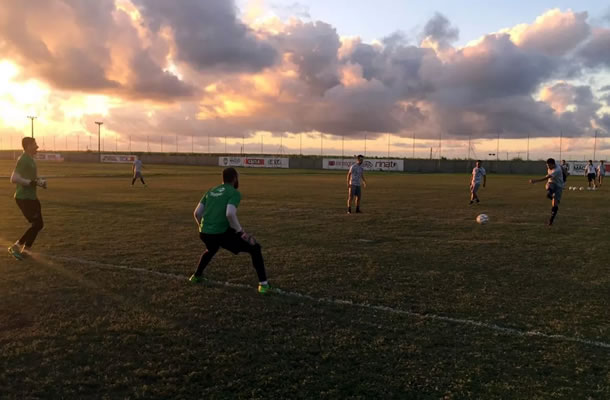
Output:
(355, 209), (362, 214)
(8, 245), (24, 260)
(258, 283), (271, 294)
(189, 274), (205, 283)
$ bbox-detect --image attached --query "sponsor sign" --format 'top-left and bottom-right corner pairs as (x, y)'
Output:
(101, 154), (137, 163)
(323, 158), (404, 172)
(218, 157), (289, 168)
(35, 153), (64, 162)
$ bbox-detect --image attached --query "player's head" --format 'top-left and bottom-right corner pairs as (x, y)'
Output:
(222, 167), (239, 189)
(546, 158), (556, 168)
(589, 160), (593, 164)
(356, 155), (364, 164)
(476, 160), (482, 167)
(601, 160), (605, 164)
(561, 159), (566, 165)
(22, 137), (38, 155)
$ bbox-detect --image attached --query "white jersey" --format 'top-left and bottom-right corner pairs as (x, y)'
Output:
(349, 163), (364, 186)
(471, 167), (486, 185)
(585, 164), (596, 175)
(547, 166), (564, 188)
(133, 159), (143, 172)
(597, 164), (606, 176)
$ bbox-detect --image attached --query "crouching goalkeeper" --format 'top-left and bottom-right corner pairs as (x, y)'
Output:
(189, 167), (270, 293)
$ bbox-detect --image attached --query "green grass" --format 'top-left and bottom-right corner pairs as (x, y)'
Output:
(0, 160), (608, 399)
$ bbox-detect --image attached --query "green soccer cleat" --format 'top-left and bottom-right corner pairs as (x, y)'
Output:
(189, 274), (205, 283)
(8, 245), (24, 260)
(258, 283), (271, 294)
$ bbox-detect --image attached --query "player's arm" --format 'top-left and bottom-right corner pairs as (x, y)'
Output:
(529, 174), (551, 184)
(10, 170), (36, 187)
(361, 171), (367, 188)
(193, 203), (205, 226)
(346, 170), (352, 187)
(483, 174), (487, 187)
(226, 204), (243, 233)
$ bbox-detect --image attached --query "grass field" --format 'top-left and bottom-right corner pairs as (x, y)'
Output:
(1, 160), (609, 399)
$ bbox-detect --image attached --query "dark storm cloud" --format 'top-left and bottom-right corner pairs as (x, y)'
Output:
(578, 28), (610, 68)
(275, 21), (342, 93)
(422, 13), (459, 46)
(132, 0), (277, 72)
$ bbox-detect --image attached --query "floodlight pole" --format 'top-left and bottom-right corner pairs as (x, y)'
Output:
(95, 121), (103, 161)
(527, 133), (530, 161)
(364, 134), (367, 156)
(594, 129), (598, 160)
(27, 116), (36, 138)
(412, 131), (415, 159)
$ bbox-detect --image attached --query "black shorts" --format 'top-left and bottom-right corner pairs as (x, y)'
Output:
(200, 229), (258, 255)
(587, 173), (596, 182)
(16, 198), (42, 223)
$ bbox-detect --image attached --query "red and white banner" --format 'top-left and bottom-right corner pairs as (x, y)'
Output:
(101, 154), (137, 163)
(323, 158), (404, 172)
(35, 153), (64, 162)
(218, 157), (289, 168)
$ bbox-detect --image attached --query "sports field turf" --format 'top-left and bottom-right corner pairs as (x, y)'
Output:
(1, 160), (608, 399)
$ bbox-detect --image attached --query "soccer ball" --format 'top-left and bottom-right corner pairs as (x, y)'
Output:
(568, 186), (573, 190)
(579, 187), (584, 191)
(476, 214), (489, 224)
(587, 187), (592, 191)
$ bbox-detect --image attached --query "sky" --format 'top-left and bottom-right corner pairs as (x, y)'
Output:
(1, 0), (610, 159)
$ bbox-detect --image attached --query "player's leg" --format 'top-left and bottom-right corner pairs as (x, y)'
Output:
(355, 185), (362, 213)
(140, 175), (146, 185)
(222, 231), (269, 292)
(131, 175), (137, 186)
(190, 233), (220, 282)
(549, 190), (561, 226)
(347, 186), (353, 214)
(11, 199), (44, 257)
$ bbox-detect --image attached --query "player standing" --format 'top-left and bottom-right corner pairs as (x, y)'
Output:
(469, 160), (486, 205)
(8, 137), (46, 259)
(189, 167), (270, 293)
(347, 155), (367, 214)
(596, 160), (605, 187)
(131, 156), (146, 186)
(560, 160), (570, 183)
(529, 158), (564, 226)
(584, 160), (596, 189)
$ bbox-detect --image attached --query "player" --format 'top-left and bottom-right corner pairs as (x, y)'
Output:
(347, 155), (367, 214)
(584, 160), (596, 189)
(189, 167), (270, 294)
(596, 160), (605, 187)
(529, 158), (564, 226)
(469, 160), (486, 205)
(560, 160), (569, 183)
(8, 137), (47, 259)
(131, 156), (146, 186)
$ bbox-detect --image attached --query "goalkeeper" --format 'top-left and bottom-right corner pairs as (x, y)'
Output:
(189, 167), (270, 293)
(8, 137), (46, 259)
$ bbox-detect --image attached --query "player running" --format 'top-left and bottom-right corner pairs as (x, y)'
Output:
(131, 156), (146, 187)
(189, 167), (270, 293)
(596, 160), (605, 187)
(347, 155), (367, 214)
(529, 158), (564, 226)
(469, 160), (486, 205)
(8, 137), (47, 259)
(584, 160), (596, 189)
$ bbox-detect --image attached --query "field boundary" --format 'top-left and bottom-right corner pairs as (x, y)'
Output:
(45, 254), (610, 350)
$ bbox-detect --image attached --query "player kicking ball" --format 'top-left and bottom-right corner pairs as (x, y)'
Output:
(189, 167), (270, 294)
(347, 155), (367, 214)
(8, 137), (47, 260)
(469, 160), (486, 205)
(529, 158), (564, 226)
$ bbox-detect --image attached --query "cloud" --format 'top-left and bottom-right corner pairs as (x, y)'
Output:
(421, 13), (459, 50)
(132, 0), (277, 72)
(506, 9), (590, 56)
(578, 28), (610, 68)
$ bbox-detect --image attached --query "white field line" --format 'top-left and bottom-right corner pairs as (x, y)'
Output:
(48, 255), (610, 350)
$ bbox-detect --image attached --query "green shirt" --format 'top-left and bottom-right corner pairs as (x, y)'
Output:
(199, 184), (242, 234)
(14, 153), (37, 200)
